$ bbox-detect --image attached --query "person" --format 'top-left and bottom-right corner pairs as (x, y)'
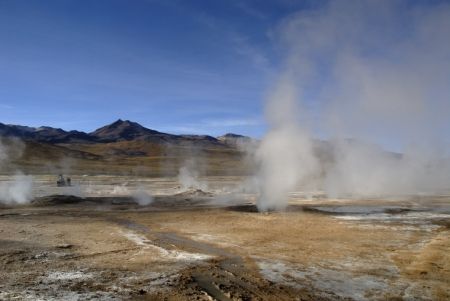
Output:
(67, 177), (71, 186)
(57, 174), (66, 186)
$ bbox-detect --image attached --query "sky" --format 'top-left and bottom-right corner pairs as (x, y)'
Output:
(0, 0), (448, 146)
(0, 0), (322, 136)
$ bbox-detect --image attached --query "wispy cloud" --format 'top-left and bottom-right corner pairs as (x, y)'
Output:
(231, 33), (271, 71)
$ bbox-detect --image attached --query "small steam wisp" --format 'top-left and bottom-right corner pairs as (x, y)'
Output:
(133, 187), (153, 205)
(178, 159), (207, 191)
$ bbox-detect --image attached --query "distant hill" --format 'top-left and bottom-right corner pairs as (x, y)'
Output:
(89, 119), (176, 143)
(0, 122), (94, 143)
(217, 133), (253, 146)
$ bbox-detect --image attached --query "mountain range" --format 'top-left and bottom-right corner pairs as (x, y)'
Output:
(0, 119), (403, 177)
(0, 119), (250, 146)
(0, 119), (255, 175)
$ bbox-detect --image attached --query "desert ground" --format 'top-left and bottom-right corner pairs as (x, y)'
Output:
(0, 175), (449, 301)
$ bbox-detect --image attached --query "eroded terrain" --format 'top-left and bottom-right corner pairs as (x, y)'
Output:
(0, 176), (449, 300)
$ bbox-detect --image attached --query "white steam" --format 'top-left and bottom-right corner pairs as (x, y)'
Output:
(256, 0), (450, 210)
(178, 159), (207, 191)
(83, 182), (153, 205)
(132, 187), (153, 205)
(0, 139), (33, 205)
(256, 77), (319, 211)
(0, 174), (33, 205)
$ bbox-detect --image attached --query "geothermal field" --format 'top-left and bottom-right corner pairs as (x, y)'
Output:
(2, 0), (450, 300)
(0, 174), (449, 300)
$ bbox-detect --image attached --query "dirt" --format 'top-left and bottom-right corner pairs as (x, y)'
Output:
(0, 177), (449, 300)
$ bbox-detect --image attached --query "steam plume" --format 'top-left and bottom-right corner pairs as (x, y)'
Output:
(256, 77), (319, 211)
(178, 158), (207, 191)
(133, 187), (153, 205)
(0, 173), (33, 205)
(256, 0), (450, 210)
(0, 139), (33, 204)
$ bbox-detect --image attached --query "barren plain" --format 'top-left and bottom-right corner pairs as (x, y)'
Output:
(1, 176), (449, 300)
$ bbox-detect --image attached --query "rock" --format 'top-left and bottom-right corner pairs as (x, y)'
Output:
(55, 244), (73, 249)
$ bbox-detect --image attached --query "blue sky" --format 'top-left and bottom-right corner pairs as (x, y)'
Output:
(1, 0), (448, 150)
(0, 0), (320, 136)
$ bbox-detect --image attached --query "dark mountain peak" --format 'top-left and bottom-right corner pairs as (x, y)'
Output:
(111, 118), (127, 126)
(90, 119), (163, 142)
(102, 119), (144, 130)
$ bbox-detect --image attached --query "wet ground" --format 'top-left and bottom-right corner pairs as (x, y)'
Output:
(0, 176), (449, 300)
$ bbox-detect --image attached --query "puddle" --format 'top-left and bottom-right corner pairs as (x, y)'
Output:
(306, 205), (450, 228)
(335, 211), (450, 222)
(308, 205), (409, 214)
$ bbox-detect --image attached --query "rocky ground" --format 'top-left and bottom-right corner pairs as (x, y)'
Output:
(0, 176), (449, 300)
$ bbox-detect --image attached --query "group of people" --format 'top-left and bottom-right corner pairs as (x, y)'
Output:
(57, 174), (71, 187)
